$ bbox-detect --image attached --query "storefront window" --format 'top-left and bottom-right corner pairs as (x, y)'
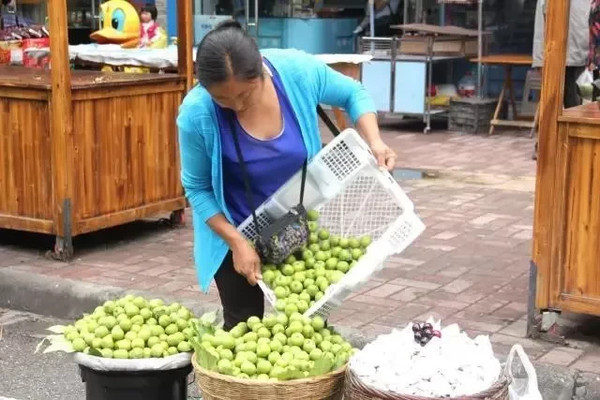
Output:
(17, 0), (46, 25)
(67, 0), (96, 29)
(1, 0), (46, 26)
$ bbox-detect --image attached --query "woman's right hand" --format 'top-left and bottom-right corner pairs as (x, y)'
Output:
(232, 240), (262, 286)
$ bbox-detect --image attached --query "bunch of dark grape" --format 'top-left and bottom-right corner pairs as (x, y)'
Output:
(412, 322), (441, 346)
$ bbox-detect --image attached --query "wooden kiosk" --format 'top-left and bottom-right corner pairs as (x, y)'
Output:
(530, 0), (600, 338)
(0, 0), (194, 259)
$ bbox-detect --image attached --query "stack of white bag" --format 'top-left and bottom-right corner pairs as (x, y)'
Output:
(349, 319), (502, 398)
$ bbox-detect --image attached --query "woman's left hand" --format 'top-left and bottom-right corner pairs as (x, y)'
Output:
(369, 139), (397, 171)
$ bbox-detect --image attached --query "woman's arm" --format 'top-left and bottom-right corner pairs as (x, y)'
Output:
(206, 214), (262, 285)
(355, 113), (397, 170)
(177, 111), (222, 223)
(177, 109), (262, 285)
(302, 52), (397, 169)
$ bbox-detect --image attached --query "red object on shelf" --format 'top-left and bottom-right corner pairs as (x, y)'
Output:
(0, 40), (22, 65)
(427, 84), (437, 97)
(458, 72), (476, 97)
(22, 37), (50, 68)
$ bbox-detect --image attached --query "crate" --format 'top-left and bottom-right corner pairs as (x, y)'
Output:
(448, 97), (497, 134)
(238, 129), (425, 319)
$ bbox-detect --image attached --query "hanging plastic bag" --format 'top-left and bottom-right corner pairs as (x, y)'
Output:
(506, 344), (543, 400)
(577, 69), (594, 87)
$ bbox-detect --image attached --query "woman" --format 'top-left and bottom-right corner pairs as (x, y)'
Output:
(177, 20), (396, 330)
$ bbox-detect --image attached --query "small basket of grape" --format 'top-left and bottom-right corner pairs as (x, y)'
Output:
(411, 322), (441, 347)
(343, 319), (510, 400)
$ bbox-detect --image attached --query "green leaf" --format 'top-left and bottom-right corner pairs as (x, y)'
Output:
(46, 325), (67, 334)
(196, 346), (218, 371)
(333, 352), (349, 370)
(36, 334), (75, 354)
(88, 347), (102, 357)
(43, 335), (75, 354)
(191, 319), (215, 341)
(189, 337), (203, 354)
(35, 337), (49, 354)
(279, 366), (305, 381)
(199, 311), (218, 327)
(153, 306), (168, 317)
(308, 355), (333, 377)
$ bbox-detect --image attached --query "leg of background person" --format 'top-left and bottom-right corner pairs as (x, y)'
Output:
(564, 66), (585, 108)
(593, 69), (600, 101)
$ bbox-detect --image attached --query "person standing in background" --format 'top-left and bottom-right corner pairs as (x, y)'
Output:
(531, 0), (590, 159)
(353, 0), (402, 37)
(589, 0), (600, 100)
(533, 0), (589, 108)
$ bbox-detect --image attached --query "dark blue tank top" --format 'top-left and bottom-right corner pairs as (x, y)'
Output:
(216, 58), (308, 226)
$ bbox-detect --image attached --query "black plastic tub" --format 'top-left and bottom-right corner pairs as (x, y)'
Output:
(79, 363), (193, 400)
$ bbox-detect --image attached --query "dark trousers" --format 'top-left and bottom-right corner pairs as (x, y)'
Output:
(593, 69), (600, 101)
(534, 66), (584, 159)
(564, 66), (585, 109)
(214, 251), (264, 330)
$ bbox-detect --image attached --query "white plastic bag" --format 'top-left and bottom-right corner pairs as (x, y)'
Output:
(577, 69), (594, 87)
(74, 351), (191, 372)
(577, 70), (595, 100)
(506, 344), (543, 400)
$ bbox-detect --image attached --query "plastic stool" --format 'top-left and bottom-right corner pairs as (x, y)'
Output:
(521, 69), (541, 116)
(521, 69), (541, 138)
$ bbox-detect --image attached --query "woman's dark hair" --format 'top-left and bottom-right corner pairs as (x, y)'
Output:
(195, 20), (263, 88)
(141, 4), (158, 20)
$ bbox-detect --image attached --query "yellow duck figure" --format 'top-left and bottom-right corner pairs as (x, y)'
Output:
(90, 0), (141, 49)
(90, 0), (167, 73)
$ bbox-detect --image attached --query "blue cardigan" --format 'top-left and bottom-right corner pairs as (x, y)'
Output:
(177, 48), (377, 292)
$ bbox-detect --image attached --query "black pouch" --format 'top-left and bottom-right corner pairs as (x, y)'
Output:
(228, 117), (309, 265)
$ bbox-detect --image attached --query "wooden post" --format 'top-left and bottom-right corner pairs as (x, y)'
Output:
(531, 0), (569, 309)
(177, 0), (194, 92)
(48, 0), (75, 257)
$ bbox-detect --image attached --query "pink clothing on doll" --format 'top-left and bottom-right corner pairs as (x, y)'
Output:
(139, 21), (162, 48)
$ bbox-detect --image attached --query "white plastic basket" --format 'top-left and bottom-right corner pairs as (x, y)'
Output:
(237, 129), (426, 319)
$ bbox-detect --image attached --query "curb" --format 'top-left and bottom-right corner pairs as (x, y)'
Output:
(0, 269), (217, 321)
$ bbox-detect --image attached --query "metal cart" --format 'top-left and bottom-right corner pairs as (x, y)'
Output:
(359, 35), (464, 133)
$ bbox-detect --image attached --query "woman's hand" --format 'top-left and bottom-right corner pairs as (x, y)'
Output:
(206, 214), (263, 285)
(369, 138), (397, 171)
(231, 240), (262, 286)
(355, 113), (397, 171)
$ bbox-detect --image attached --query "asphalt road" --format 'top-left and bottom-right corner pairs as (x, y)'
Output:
(0, 308), (83, 400)
(0, 308), (201, 400)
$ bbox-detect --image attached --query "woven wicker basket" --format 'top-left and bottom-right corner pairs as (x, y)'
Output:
(343, 368), (510, 400)
(191, 353), (347, 400)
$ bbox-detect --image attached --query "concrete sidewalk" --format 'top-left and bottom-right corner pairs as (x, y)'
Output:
(1, 128), (599, 398)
